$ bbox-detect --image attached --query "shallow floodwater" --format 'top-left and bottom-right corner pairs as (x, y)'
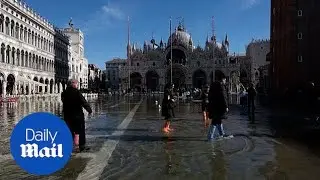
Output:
(0, 95), (320, 180)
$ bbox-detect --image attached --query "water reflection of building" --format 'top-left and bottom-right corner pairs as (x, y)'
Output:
(114, 20), (241, 98)
(0, 98), (102, 128)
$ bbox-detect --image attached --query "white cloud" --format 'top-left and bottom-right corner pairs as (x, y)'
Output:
(102, 5), (125, 20)
(241, 0), (260, 9)
(80, 3), (125, 34)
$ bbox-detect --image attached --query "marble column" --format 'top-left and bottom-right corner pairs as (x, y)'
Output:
(54, 84), (57, 93)
(27, 82), (30, 95)
(3, 81), (7, 97)
(32, 83), (35, 94)
(22, 82), (25, 95)
(46, 84), (49, 94)
(59, 83), (62, 93)
(15, 83), (18, 95)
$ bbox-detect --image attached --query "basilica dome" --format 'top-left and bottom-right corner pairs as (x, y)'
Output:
(167, 25), (193, 48)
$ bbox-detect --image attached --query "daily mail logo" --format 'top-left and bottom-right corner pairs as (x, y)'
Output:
(10, 112), (73, 175)
(20, 128), (63, 158)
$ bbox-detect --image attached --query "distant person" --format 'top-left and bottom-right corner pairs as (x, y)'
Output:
(61, 79), (92, 152)
(240, 88), (248, 115)
(161, 83), (176, 133)
(201, 84), (210, 127)
(207, 76), (230, 140)
(247, 83), (257, 115)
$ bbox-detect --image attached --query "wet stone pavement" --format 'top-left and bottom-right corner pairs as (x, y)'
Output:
(1, 95), (320, 179)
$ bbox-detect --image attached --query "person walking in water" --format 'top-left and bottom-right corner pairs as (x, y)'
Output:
(247, 83), (257, 115)
(207, 75), (229, 140)
(161, 83), (176, 133)
(61, 79), (93, 152)
(201, 84), (210, 127)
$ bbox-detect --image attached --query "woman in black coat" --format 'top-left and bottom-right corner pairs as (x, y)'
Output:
(161, 83), (175, 133)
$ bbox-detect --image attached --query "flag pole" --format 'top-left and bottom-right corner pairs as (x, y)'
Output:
(170, 17), (173, 85)
(127, 16), (131, 91)
(212, 16), (215, 83)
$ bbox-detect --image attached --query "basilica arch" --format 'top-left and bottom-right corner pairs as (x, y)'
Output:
(145, 70), (159, 91)
(130, 72), (142, 91)
(240, 70), (249, 87)
(229, 71), (240, 92)
(45, 78), (49, 93)
(192, 69), (207, 88)
(210, 70), (226, 83)
(6, 74), (15, 95)
(39, 78), (44, 92)
(50, 79), (54, 93)
(166, 66), (186, 89)
(166, 46), (187, 65)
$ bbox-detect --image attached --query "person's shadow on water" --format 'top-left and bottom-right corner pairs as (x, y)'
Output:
(164, 135), (174, 175)
(210, 142), (228, 180)
(249, 113), (255, 124)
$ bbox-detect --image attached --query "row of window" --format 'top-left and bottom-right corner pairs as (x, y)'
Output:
(297, 9), (303, 63)
(0, 15), (69, 62)
(71, 64), (83, 73)
(1, 3), (53, 38)
(0, 16), (54, 53)
(272, 8), (303, 17)
(0, 43), (69, 76)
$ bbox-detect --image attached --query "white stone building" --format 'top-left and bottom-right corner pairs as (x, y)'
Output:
(105, 58), (126, 90)
(245, 39), (270, 85)
(0, 0), (70, 97)
(88, 64), (102, 90)
(62, 27), (88, 89)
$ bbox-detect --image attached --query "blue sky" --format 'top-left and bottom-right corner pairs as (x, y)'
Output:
(26, 0), (270, 68)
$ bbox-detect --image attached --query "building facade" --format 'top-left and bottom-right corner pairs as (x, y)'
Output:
(270, 0), (320, 95)
(88, 64), (102, 91)
(105, 58), (126, 90)
(0, 0), (70, 96)
(62, 27), (88, 89)
(117, 23), (241, 102)
(245, 39), (270, 91)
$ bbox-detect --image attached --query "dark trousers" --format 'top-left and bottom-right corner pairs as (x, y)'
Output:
(66, 119), (86, 147)
(247, 98), (255, 114)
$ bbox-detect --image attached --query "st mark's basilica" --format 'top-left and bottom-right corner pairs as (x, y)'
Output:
(119, 21), (242, 101)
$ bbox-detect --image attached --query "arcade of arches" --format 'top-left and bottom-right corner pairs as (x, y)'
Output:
(130, 72), (142, 92)
(146, 70), (159, 91)
(192, 69), (207, 88)
(0, 72), (67, 97)
(166, 67), (186, 89)
(166, 49), (187, 65)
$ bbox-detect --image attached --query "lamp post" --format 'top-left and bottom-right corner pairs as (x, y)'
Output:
(127, 16), (131, 92)
(212, 16), (215, 83)
(170, 17), (173, 85)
